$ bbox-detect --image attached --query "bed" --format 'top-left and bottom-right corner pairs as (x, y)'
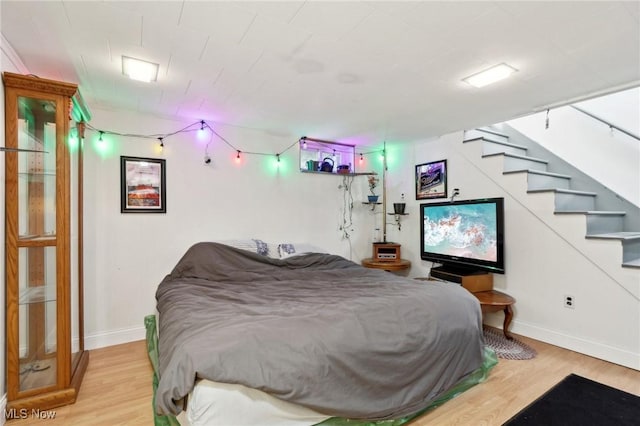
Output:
(149, 241), (496, 425)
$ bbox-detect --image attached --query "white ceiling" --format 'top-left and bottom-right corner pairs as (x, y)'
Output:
(2, 1), (639, 144)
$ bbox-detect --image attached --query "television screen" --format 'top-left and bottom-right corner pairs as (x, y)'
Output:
(420, 197), (504, 274)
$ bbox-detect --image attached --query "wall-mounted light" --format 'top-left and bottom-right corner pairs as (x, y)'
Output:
(122, 56), (159, 83)
(462, 63), (517, 88)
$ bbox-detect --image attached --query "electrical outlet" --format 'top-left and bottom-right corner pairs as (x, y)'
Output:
(564, 295), (575, 309)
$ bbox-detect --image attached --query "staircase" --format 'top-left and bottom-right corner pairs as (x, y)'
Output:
(463, 127), (640, 269)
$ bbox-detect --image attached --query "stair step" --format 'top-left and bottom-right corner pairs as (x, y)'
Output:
(505, 169), (572, 190)
(503, 169), (571, 179)
(484, 152), (548, 172)
(465, 128), (510, 143)
(622, 258), (640, 268)
(586, 232), (640, 241)
(530, 189), (598, 211)
(464, 136), (527, 151)
(476, 127), (510, 139)
(528, 188), (597, 196)
(483, 152), (547, 163)
(530, 188), (597, 212)
(555, 210), (627, 215)
(464, 137), (528, 156)
(585, 212), (626, 234)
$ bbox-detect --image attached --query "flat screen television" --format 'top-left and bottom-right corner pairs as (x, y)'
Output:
(420, 197), (505, 274)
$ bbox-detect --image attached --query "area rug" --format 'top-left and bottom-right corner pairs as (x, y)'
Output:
(483, 326), (537, 360)
(503, 373), (640, 425)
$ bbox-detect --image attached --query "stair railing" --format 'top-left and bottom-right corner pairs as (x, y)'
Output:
(570, 105), (640, 142)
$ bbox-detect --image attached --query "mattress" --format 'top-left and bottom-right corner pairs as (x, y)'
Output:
(176, 379), (330, 426)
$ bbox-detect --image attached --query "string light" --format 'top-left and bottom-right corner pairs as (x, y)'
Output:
(84, 120), (368, 167)
(302, 137), (307, 149)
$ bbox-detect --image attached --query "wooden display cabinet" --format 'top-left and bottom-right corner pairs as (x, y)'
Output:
(3, 72), (90, 411)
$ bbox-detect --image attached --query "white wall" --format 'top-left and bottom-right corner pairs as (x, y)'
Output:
(82, 107), (380, 348)
(506, 88), (640, 207)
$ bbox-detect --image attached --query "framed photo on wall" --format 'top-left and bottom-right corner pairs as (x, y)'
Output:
(120, 156), (166, 213)
(415, 159), (447, 200)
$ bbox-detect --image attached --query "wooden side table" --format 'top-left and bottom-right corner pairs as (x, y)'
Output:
(473, 290), (516, 340)
(361, 258), (411, 272)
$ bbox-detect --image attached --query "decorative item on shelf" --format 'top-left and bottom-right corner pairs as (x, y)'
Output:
(393, 203), (406, 214)
(305, 160), (316, 171)
(387, 193), (408, 230)
(337, 164), (351, 174)
(367, 174), (379, 200)
(320, 157), (334, 172)
(393, 193), (406, 214)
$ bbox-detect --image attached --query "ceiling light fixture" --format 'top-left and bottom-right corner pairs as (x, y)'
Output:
(463, 63), (517, 88)
(122, 56), (159, 83)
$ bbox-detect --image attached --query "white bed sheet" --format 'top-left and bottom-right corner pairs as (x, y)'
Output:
(176, 379), (331, 426)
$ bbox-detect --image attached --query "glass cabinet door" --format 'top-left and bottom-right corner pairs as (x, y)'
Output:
(16, 95), (59, 393)
(69, 118), (83, 374)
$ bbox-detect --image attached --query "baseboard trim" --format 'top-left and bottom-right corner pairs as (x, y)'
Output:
(1, 393), (7, 426)
(508, 320), (639, 371)
(84, 325), (146, 350)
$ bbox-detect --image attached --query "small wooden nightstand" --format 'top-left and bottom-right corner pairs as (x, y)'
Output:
(361, 258), (411, 272)
(473, 290), (516, 340)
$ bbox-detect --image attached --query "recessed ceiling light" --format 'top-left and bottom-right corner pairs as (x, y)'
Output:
(122, 56), (159, 83)
(463, 63), (517, 88)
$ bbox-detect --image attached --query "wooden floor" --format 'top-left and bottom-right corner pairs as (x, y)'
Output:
(7, 332), (640, 425)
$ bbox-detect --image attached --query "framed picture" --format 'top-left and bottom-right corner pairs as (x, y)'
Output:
(415, 159), (447, 200)
(120, 156), (166, 213)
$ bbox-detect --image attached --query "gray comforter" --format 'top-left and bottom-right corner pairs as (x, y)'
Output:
(155, 242), (484, 419)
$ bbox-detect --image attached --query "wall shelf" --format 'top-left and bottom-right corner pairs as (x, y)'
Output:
(387, 212), (409, 230)
(301, 170), (376, 176)
(363, 201), (382, 211)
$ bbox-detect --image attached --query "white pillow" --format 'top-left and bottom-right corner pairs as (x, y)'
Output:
(278, 243), (328, 259)
(214, 239), (279, 258)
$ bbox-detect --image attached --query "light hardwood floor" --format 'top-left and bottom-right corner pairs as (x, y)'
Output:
(6, 332), (640, 425)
